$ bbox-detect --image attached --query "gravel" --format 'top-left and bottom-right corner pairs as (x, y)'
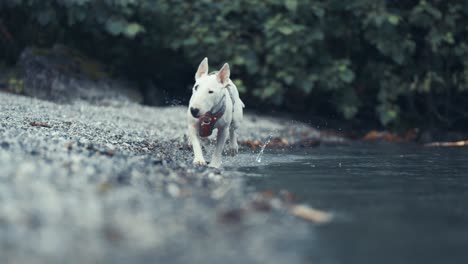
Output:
(0, 92), (314, 264)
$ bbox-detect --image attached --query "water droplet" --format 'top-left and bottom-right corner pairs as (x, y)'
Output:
(256, 135), (272, 163)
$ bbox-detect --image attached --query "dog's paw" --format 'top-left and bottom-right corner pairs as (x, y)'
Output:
(208, 158), (221, 169)
(193, 159), (207, 166)
(227, 145), (239, 156)
(208, 160), (221, 168)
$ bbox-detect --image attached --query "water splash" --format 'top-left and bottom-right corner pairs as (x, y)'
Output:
(256, 135), (273, 163)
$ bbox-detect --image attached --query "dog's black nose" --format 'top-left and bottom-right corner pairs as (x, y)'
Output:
(190, 107), (200, 117)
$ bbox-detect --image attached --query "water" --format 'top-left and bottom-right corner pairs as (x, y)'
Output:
(236, 143), (468, 264)
(255, 134), (272, 163)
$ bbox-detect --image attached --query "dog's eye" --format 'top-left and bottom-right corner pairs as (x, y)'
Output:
(208, 91), (214, 94)
(194, 85), (198, 91)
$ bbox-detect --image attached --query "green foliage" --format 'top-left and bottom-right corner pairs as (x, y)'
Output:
(1, 0), (146, 38)
(157, 0), (468, 129)
(2, 0), (468, 130)
(8, 77), (24, 94)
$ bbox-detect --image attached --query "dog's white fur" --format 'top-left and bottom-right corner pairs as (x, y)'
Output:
(187, 58), (244, 168)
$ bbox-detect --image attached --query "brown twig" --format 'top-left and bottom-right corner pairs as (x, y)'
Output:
(30, 122), (51, 128)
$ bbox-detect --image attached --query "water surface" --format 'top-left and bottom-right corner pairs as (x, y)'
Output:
(234, 143), (468, 264)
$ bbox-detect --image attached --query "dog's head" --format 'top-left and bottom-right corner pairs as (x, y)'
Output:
(189, 57), (230, 118)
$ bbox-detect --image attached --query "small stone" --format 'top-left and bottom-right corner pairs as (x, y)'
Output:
(167, 183), (180, 197)
(251, 199), (272, 212)
(65, 141), (73, 151)
(1, 142), (10, 149)
(102, 150), (115, 157)
(97, 181), (111, 194)
(218, 209), (244, 224)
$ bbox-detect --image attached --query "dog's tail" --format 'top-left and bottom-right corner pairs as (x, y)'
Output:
(240, 99), (245, 108)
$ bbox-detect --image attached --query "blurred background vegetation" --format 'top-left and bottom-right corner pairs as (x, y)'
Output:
(1, 0), (468, 132)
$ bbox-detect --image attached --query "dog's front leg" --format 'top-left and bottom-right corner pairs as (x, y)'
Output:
(209, 127), (229, 168)
(188, 124), (206, 166)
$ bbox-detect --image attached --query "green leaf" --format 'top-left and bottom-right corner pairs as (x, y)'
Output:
(378, 106), (399, 125)
(124, 23), (145, 38)
(182, 37), (198, 46)
(388, 15), (400, 25)
(105, 18), (125, 35)
(339, 69), (355, 83)
(233, 79), (246, 93)
(285, 0), (298, 12)
(342, 105), (358, 119)
(278, 26), (294, 35)
(301, 80), (314, 93)
(283, 74), (294, 85)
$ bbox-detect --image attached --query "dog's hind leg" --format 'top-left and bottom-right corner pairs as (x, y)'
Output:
(209, 127), (229, 168)
(227, 126), (238, 156)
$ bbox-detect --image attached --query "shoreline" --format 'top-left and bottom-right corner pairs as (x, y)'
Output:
(0, 92), (328, 263)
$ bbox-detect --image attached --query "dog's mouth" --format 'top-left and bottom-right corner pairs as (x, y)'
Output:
(192, 112), (203, 118)
(200, 116), (211, 125)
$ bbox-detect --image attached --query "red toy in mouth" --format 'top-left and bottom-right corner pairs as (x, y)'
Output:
(198, 113), (222, 137)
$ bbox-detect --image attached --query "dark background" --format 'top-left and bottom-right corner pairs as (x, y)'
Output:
(1, 0), (468, 132)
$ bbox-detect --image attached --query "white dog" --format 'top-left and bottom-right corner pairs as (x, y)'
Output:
(187, 57), (245, 168)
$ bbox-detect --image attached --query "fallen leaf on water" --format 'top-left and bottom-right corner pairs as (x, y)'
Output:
(261, 189), (275, 199)
(290, 204), (332, 224)
(362, 130), (402, 142)
(424, 140), (468, 147)
(242, 139), (262, 149)
(242, 138), (290, 149)
(362, 129), (417, 142)
(269, 137), (289, 147)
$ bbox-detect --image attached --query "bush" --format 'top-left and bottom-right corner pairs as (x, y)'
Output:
(2, 0), (468, 130)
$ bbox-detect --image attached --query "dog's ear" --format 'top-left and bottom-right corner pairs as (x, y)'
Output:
(217, 63), (230, 85)
(195, 57), (209, 80)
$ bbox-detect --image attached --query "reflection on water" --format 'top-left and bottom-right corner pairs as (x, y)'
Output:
(234, 143), (468, 264)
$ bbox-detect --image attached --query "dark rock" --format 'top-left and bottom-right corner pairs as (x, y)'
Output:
(0, 141), (9, 149)
(115, 172), (131, 185)
(218, 209), (244, 224)
(102, 226), (124, 243)
(251, 199), (272, 212)
(294, 138), (321, 148)
(17, 45), (142, 104)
